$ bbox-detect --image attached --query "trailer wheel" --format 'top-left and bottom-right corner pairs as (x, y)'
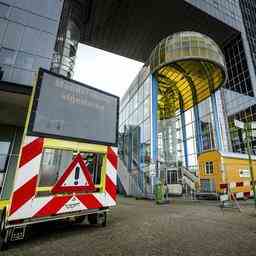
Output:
(100, 212), (107, 227)
(0, 237), (8, 251)
(0, 210), (6, 237)
(74, 215), (86, 224)
(87, 213), (98, 225)
(0, 210), (9, 251)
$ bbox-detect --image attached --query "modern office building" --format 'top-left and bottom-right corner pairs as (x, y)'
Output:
(116, 1), (256, 194)
(1, 0), (256, 197)
(0, 0), (64, 198)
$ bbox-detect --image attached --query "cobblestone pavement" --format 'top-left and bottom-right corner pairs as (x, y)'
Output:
(3, 197), (256, 256)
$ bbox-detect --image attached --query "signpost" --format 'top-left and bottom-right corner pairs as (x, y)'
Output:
(234, 120), (256, 208)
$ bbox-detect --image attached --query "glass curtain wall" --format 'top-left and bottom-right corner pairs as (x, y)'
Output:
(177, 97), (217, 173)
(51, 0), (82, 78)
(119, 67), (151, 171)
(223, 34), (256, 154)
(0, 0), (62, 86)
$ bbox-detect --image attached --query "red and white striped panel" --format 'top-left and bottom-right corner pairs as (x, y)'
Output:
(8, 136), (118, 221)
(220, 182), (253, 199)
(234, 191), (254, 199)
(105, 146), (118, 202)
(9, 136), (44, 217)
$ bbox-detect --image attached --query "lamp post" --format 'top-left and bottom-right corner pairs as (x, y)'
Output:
(234, 120), (256, 208)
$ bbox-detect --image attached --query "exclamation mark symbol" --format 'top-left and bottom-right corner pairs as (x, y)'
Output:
(74, 166), (80, 185)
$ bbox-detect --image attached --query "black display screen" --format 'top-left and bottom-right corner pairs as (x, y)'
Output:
(28, 69), (119, 146)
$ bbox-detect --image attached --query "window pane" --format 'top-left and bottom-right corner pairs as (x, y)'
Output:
(9, 7), (27, 25)
(33, 56), (51, 71)
(15, 52), (34, 70)
(20, 27), (40, 55)
(186, 123), (194, 138)
(144, 77), (150, 98)
(39, 148), (61, 187)
(144, 97), (150, 118)
(0, 2), (9, 18)
(3, 22), (24, 50)
(0, 18), (7, 42)
(0, 141), (10, 171)
(188, 154), (197, 167)
(138, 103), (143, 123)
(79, 152), (103, 185)
(11, 68), (34, 85)
(37, 32), (55, 58)
(145, 118), (151, 141)
(185, 109), (193, 124)
(187, 138), (196, 155)
(0, 173), (4, 188)
(0, 64), (13, 81)
(0, 48), (16, 65)
(138, 85), (144, 104)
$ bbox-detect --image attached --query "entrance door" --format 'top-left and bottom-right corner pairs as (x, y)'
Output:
(200, 179), (215, 192)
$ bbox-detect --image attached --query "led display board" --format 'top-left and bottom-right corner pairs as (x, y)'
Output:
(28, 69), (119, 146)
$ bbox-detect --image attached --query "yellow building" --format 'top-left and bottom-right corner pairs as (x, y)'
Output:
(198, 150), (256, 199)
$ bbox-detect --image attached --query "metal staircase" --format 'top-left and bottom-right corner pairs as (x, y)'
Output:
(181, 166), (199, 197)
(117, 158), (143, 197)
(181, 167), (198, 190)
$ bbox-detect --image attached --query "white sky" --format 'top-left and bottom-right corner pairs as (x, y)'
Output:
(74, 44), (144, 98)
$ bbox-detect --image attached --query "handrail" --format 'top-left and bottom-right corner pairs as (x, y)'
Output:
(181, 166), (198, 182)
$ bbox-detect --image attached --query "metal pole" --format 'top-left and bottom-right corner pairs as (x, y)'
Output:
(245, 122), (256, 208)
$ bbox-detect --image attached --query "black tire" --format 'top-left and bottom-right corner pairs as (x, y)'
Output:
(74, 215), (86, 224)
(87, 213), (98, 225)
(100, 212), (107, 227)
(0, 239), (8, 251)
(0, 211), (8, 251)
(0, 210), (6, 238)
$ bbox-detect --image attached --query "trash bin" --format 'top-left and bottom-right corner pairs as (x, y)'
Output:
(154, 181), (165, 204)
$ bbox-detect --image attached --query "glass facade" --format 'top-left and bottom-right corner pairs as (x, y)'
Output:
(119, 32), (227, 179)
(186, 0), (242, 30)
(119, 73), (223, 175)
(183, 0), (256, 157)
(0, 0), (63, 199)
(51, 0), (82, 78)
(118, 0), (256, 180)
(239, 0), (256, 72)
(0, 0), (63, 86)
(222, 34), (256, 154)
(119, 66), (152, 172)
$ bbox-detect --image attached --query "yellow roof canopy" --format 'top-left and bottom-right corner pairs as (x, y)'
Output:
(149, 31), (227, 120)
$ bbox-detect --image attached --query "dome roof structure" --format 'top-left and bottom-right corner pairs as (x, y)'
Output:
(149, 31), (227, 119)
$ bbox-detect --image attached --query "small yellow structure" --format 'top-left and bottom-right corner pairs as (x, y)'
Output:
(198, 150), (256, 198)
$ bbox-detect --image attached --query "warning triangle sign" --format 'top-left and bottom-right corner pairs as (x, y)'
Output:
(52, 153), (96, 193)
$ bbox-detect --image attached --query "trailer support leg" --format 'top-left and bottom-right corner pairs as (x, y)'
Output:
(0, 228), (10, 251)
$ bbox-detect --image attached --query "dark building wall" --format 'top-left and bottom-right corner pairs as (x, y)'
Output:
(186, 0), (243, 30)
(187, 0), (256, 154)
(239, 0), (256, 74)
(223, 34), (256, 154)
(0, 0), (63, 87)
(0, 0), (63, 197)
(224, 34), (253, 97)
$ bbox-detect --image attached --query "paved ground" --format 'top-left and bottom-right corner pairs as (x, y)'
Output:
(3, 197), (256, 256)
